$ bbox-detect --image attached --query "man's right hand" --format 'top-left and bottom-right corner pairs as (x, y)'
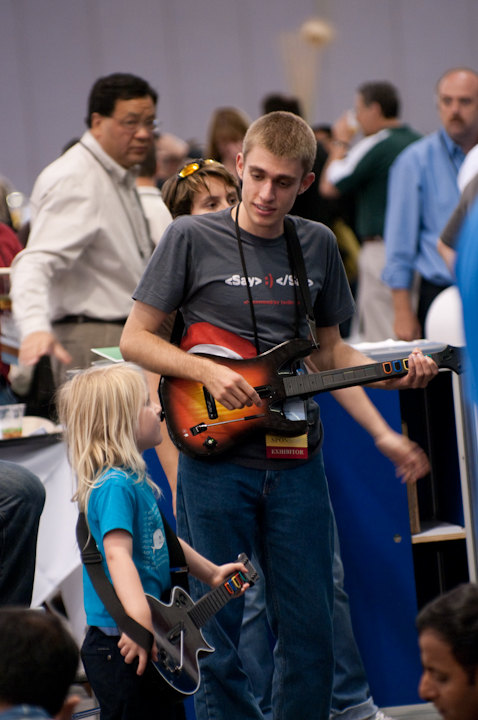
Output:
(19, 331), (73, 367)
(393, 308), (422, 341)
(201, 361), (262, 411)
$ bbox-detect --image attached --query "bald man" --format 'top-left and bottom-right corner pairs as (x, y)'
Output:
(383, 68), (478, 340)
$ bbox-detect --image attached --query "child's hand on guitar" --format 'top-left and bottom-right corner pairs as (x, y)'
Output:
(202, 361), (262, 411)
(118, 631), (158, 675)
(208, 561), (251, 593)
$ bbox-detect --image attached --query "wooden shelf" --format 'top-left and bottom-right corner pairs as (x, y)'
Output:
(412, 521), (466, 544)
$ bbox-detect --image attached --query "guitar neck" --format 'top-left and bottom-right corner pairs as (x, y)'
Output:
(283, 345), (462, 399)
(188, 583), (236, 629)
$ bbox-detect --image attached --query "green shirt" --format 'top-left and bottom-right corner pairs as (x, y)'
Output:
(335, 125), (422, 238)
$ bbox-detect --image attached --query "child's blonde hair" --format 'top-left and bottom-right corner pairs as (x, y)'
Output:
(58, 363), (153, 513)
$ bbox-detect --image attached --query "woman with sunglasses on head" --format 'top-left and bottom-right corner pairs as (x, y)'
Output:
(161, 159), (240, 219)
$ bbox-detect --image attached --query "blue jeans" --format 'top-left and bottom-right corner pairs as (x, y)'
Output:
(331, 528), (377, 720)
(177, 452), (335, 720)
(238, 570), (273, 719)
(0, 460), (45, 606)
(238, 528), (377, 720)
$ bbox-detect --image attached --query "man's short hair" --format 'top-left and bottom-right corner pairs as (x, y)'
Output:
(357, 81), (401, 119)
(416, 584), (478, 683)
(242, 111), (317, 175)
(0, 608), (79, 716)
(162, 161), (240, 218)
(262, 93), (303, 118)
(86, 73), (158, 127)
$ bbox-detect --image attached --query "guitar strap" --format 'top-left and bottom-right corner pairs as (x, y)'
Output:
(283, 217), (318, 347)
(76, 507), (189, 653)
(169, 310), (185, 347)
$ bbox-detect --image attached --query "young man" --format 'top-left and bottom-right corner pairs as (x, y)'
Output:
(121, 111), (437, 720)
(416, 584), (478, 720)
(0, 608), (79, 719)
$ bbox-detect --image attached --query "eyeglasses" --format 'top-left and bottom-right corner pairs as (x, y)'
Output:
(177, 158), (216, 179)
(116, 117), (159, 134)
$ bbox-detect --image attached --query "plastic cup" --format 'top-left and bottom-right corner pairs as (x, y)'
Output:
(0, 403), (26, 439)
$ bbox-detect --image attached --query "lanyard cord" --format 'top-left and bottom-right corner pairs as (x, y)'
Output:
(79, 141), (154, 260)
(234, 203), (300, 356)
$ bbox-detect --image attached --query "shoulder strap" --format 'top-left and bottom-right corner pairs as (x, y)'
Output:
(76, 512), (154, 651)
(159, 509), (189, 593)
(283, 217), (318, 345)
(76, 507), (190, 648)
(169, 310), (185, 347)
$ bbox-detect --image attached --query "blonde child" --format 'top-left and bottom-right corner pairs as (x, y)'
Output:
(58, 363), (248, 720)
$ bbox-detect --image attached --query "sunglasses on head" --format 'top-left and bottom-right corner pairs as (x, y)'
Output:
(177, 158), (216, 179)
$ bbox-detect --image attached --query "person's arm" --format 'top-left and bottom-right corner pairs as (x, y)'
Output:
(437, 239), (457, 274)
(319, 113), (356, 199)
(178, 538), (250, 590)
(331, 386), (429, 483)
(120, 300), (261, 411)
(391, 288), (422, 341)
(304, 351), (430, 483)
(103, 529), (158, 675)
(309, 324), (438, 391)
(383, 149), (422, 340)
(437, 176), (478, 274)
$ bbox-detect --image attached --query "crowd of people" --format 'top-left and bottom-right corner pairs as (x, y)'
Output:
(1, 67), (478, 720)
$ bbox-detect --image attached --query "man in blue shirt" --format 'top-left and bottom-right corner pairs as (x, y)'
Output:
(383, 68), (478, 340)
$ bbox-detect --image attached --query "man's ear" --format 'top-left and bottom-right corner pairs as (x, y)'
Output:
(236, 153), (244, 181)
(298, 172), (315, 195)
(90, 113), (104, 132)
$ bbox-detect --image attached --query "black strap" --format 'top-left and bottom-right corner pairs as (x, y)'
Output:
(159, 511), (189, 594)
(76, 512), (153, 651)
(234, 204), (261, 355)
(76, 508), (189, 652)
(169, 310), (185, 348)
(283, 217), (318, 346)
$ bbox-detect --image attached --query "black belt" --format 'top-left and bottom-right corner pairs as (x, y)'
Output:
(54, 315), (127, 325)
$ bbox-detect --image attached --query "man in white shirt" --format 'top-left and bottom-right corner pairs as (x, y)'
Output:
(11, 73), (158, 385)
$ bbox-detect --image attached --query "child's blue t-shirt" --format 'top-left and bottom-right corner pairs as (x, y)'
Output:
(83, 467), (171, 627)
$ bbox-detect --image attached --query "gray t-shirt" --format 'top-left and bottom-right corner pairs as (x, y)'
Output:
(134, 207), (355, 467)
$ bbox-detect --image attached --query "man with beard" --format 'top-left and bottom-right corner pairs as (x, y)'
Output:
(383, 68), (478, 340)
